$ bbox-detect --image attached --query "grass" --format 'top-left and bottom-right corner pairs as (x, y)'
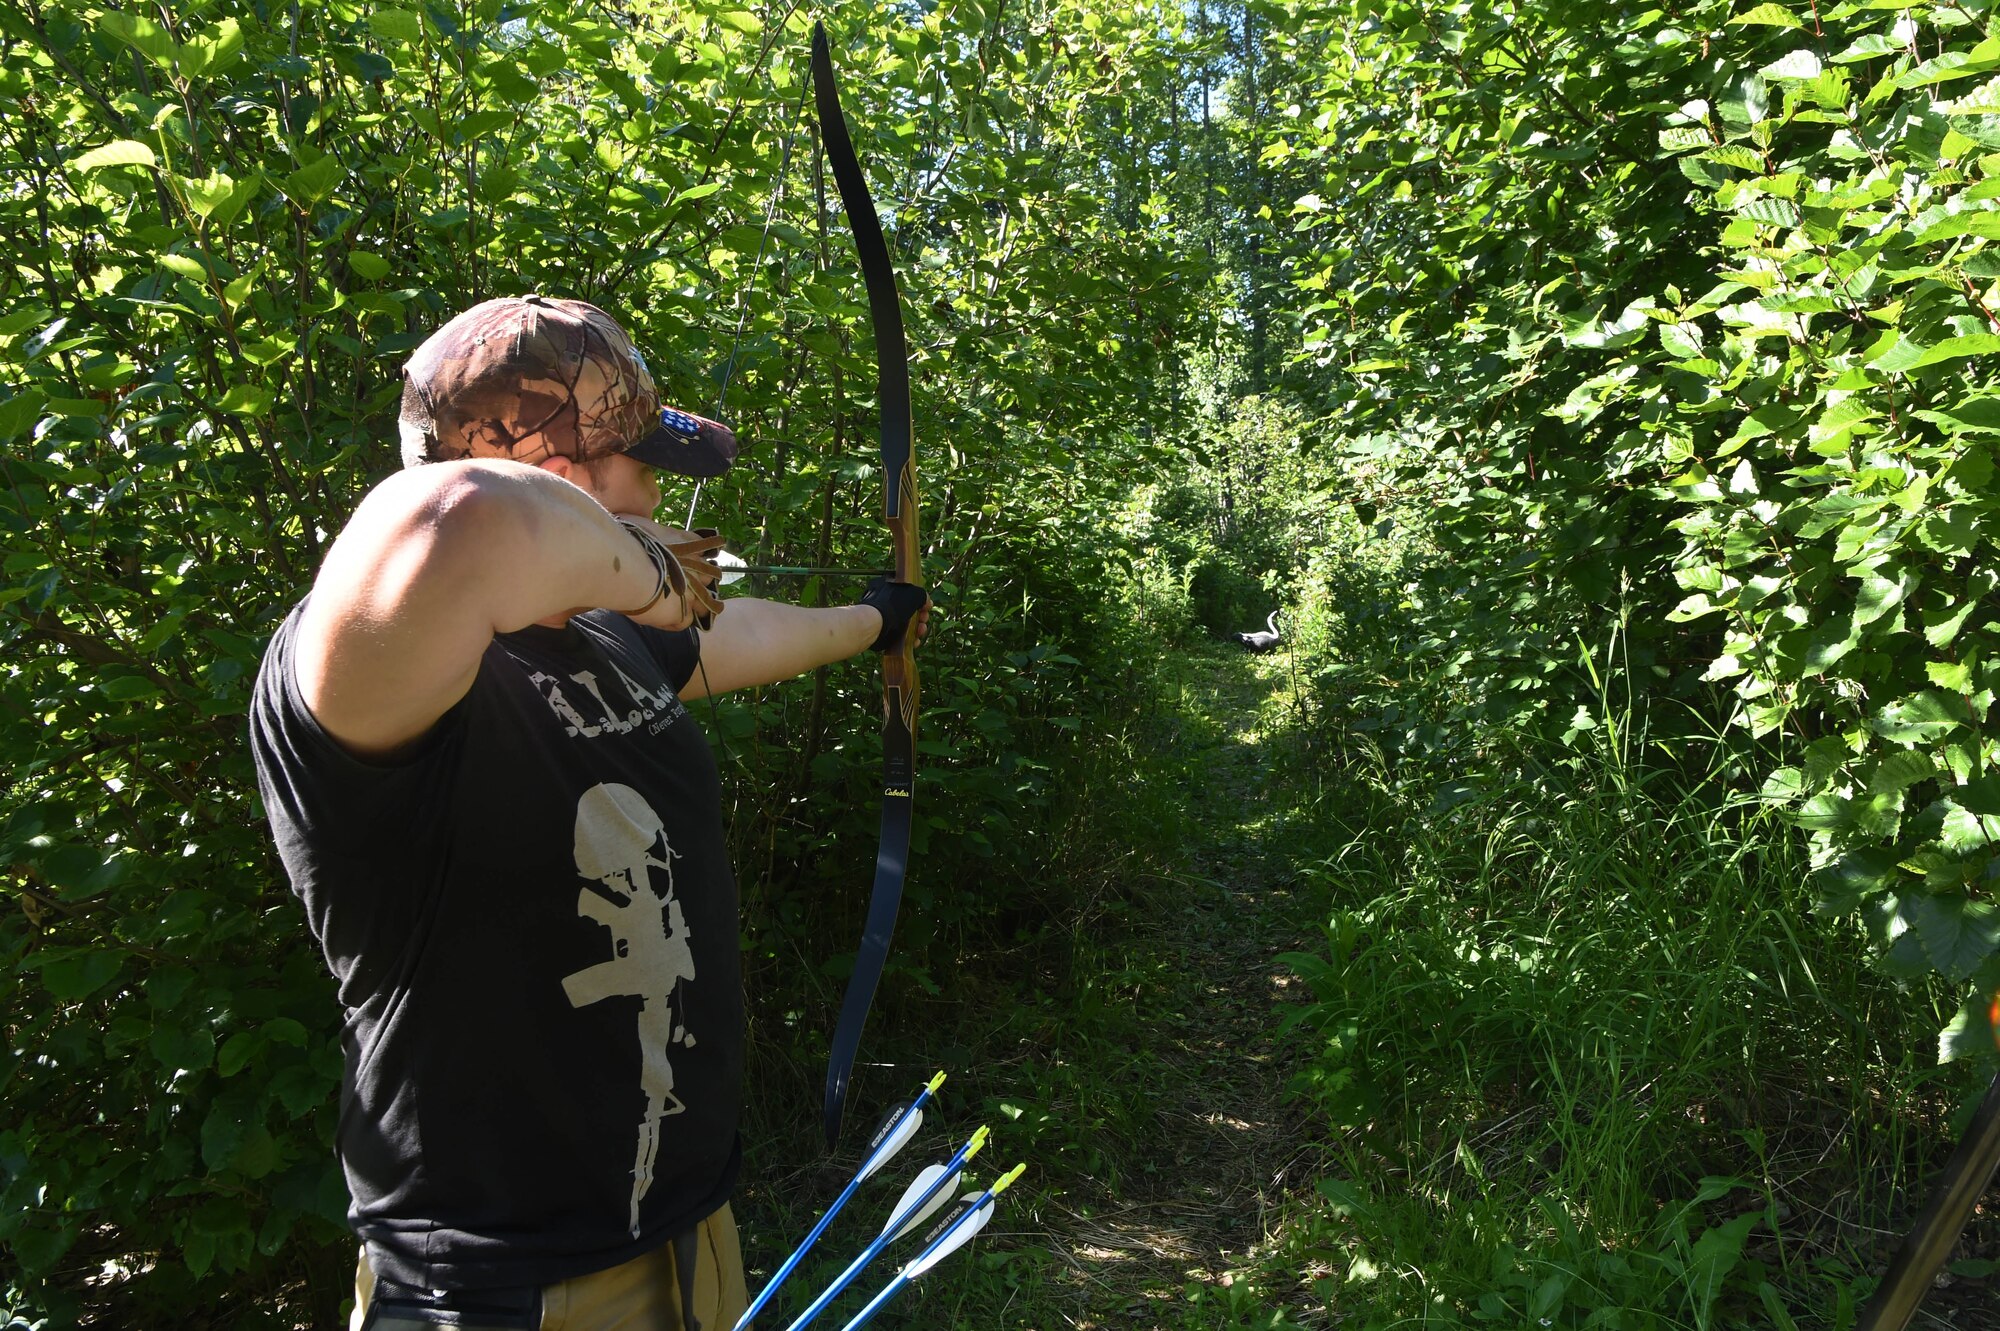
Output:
(1255, 733), (1993, 1329)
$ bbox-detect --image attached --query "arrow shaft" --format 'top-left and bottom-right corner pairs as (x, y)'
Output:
(779, 1135), (983, 1331)
(735, 564), (892, 578)
(733, 1080), (938, 1331)
(834, 1192), (996, 1331)
(835, 1271), (911, 1331)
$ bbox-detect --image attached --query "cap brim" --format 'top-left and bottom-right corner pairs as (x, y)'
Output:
(626, 409), (738, 478)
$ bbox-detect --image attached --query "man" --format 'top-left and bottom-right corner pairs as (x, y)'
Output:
(249, 295), (929, 1331)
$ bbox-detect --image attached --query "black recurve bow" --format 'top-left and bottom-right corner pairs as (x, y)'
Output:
(810, 20), (924, 1151)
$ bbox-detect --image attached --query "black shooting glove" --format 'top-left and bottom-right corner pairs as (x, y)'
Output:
(857, 578), (929, 653)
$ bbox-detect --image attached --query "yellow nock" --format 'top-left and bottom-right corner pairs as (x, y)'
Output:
(965, 1125), (991, 1160)
(925, 1071), (947, 1094)
(990, 1163), (1027, 1196)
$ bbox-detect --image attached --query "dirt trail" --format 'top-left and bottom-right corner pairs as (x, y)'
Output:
(1045, 649), (1325, 1327)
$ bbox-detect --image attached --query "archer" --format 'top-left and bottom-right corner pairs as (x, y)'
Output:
(249, 295), (928, 1330)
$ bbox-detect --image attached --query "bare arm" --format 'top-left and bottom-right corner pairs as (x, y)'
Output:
(678, 598), (886, 700)
(295, 460), (694, 757)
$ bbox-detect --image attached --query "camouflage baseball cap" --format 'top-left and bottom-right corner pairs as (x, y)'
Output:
(397, 294), (737, 477)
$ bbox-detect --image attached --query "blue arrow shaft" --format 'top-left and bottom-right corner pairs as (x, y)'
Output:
(779, 1138), (979, 1331)
(835, 1271), (911, 1331)
(733, 1086), (934, 1331)
(833, 1190), (998, 1331)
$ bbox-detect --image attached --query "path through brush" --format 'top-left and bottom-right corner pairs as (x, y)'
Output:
(730, 643), (1330, 1330)
(1038, 644), (1327, 1328)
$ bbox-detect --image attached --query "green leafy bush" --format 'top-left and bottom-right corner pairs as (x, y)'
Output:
(1250, 0), (2000, 1057)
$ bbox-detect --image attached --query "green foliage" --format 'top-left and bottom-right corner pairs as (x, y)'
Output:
(1237, 0), (2000, 1053)
(1272, 748), (1970, 1325)
(0, 0), (1204, 1321)
(1117, 395), (1350, 642)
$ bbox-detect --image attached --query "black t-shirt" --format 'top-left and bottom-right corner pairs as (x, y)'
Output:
(249, 604), (742, 1290)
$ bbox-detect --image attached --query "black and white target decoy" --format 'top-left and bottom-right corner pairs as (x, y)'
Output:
(1235, 610), (1282, 653)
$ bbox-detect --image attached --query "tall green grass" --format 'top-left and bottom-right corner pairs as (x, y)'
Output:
(1263, 738), (1984, 1329)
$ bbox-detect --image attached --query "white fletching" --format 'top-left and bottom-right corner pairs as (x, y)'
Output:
(904, 1196), (994, 1279)
(855, 1104), (924, 1184)
(882, 1164), (959, 1241)
(716, 549), (748, 585)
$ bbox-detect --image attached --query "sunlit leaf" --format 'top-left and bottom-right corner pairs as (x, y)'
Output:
(73, 139), (157, 171)
(182, 17), (247, 79)
(369, 8), (425, 45)
(97, 10), (177, 66)
(1870, 692), (1963, 743)
(1728, 5), (1801, 29)
(282, 156), (344, 207)
(219, 384), (273, 415)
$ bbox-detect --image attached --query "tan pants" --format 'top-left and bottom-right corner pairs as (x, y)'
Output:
(350, 1203), (750, 1331)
